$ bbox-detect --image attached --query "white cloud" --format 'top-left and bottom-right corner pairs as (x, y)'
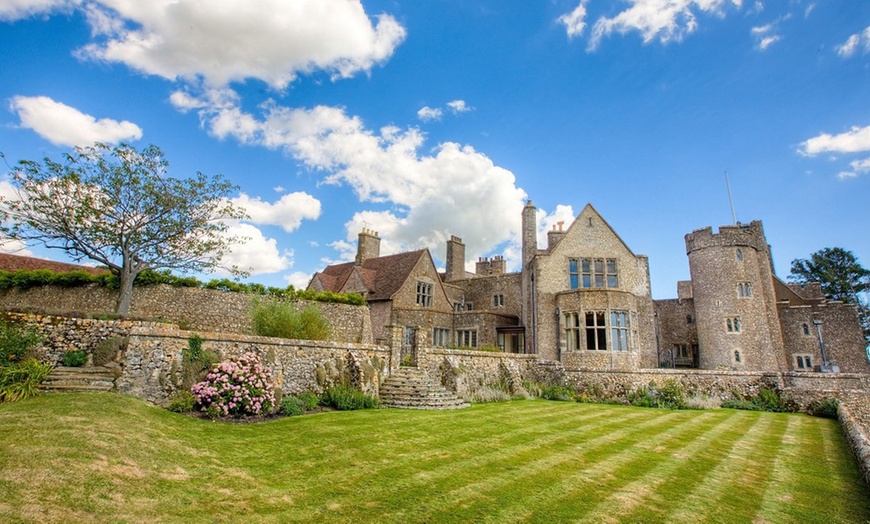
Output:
(837, 26), (870, 58)
(799, 124), (870, 156)
(0, 178), (34, 256)
(587, 0), (742, 50)
(536, 204), (577, 249)
(417, 106), (443, 122)
(284, 271), (313, 289)
(9, 95), (142, 147)
(219, 223), (292, 275)
(187, 97), (528, 267)
(751, 24), (781, 50)
(447, 100), (472, 114)
(559, 1), (589, 38)
(273, 186), (285, 193)
(0, 0), (76, 20)
(73, 0), (406, 89)
(231, 192), (321, 233)
(837, 158), (870, 180)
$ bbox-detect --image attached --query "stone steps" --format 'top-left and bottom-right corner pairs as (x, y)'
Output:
(379, 367), (469, 410)
(41, 366), (116, 392)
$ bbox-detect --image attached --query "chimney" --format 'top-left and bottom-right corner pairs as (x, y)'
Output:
(445, 235), (465, 281)
(355, 228), (380, 265)
(547, 221), (567, 250)
(522, 200), (537, 269)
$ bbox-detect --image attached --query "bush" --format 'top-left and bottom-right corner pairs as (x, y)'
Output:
(280, 396), (306, 416)
(167, 390), (196, 413)
(0, 320), (41, 365)
(539, 385), (576, 401)
(720, 399), (761, 411)
(191, 353), (276, 417)
(808, 398), (840, 419)
(251, 301), (331, 341)
(721, 389), (796, 413)
(0, 358), (54, 402)
(321, 385), (379, 410)
(179, 335), (218, 391)
(93, 337), (127, 366)
(297, 391), (320, 411)
(471, 386), (511, 404)
(627, 379), (687, 410)
(61, 350), (88, 367)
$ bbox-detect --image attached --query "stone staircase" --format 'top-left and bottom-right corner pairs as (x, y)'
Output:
(379, 367), (469, 410)
(41, 366), (116, 393)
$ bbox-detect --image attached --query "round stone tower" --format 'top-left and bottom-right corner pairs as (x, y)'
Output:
(685, 221), (787, 371)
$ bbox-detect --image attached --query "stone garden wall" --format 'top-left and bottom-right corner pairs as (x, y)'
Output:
(0, 284), (373, 344)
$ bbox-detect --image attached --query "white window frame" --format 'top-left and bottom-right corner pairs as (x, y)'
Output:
(456, 329), (478, 348)
(416, 281), (433, 307)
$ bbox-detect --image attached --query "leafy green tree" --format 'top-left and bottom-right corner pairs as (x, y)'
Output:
(0, 143), (248, 315)
(789, 247), (870, 345)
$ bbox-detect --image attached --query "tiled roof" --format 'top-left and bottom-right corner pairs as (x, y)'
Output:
(0, 253), (108, 275)
(314, 250), (426, 301)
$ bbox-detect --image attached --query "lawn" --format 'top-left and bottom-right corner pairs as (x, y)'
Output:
(1, 393), (868, 523)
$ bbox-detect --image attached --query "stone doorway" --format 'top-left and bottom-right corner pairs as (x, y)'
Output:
(401, 326), (418, 367)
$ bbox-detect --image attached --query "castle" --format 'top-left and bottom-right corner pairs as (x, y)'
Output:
(309, 202), (869, 374)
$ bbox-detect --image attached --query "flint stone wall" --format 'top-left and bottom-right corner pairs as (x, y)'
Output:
(839, 396), (870, 489)
(0, 284), (372, 343)
(419, 346), (546, 400)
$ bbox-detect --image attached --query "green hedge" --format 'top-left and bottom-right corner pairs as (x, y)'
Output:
(0, 269), (365, 306)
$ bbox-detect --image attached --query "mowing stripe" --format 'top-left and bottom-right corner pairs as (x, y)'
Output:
(656, 410), (785, 523)
(418, 408), (719, 522)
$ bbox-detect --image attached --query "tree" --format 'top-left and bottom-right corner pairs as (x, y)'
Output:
(0, 143), (248, 315)
(789, 247), (870, 345)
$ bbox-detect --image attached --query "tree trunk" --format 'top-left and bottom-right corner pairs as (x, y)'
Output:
(115, 270), (135, 316)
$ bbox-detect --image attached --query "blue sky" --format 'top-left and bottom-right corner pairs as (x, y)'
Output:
(1, 0), (868, 299)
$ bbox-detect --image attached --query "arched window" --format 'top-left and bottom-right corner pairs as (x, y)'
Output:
(738, 282), (752, 298)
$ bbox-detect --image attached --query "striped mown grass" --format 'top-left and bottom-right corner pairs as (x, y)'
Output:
(1, 392), (868, 523)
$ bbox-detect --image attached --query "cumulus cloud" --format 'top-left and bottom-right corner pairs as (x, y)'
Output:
(585, 0), (742, 50)
(837, 158), (870, 180)
(447, 100), (472, 114)
(536, 204), (577, 249)
(71, 0), (406, 89)
(219, 223), (292, 275)
(417, 106), (443, 122)
(284, 271), (313, 289)
(184, 94), (527, 266)
(9, 95), (142, 147)
(799, 124), (870, 156)
(0, 0), (77, 20)
(231, 192), (321, 233)
(837, 26), (870, 58)
(558, 0), (589, 38)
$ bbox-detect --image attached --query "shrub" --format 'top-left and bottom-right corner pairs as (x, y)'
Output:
(627, 379), (687, 410)
(539, 385), (575, 401)
(754, 388), (792, 413)
(477, 344), (501, 353)
(522, 381), (543, 398)
(179, 334), (218, 391)
(167, 390), (196, 413)
(280, 396), (306, 417)
(191, 353), (276, 417)
(0, 320), (41, 365)
(61, 350), (88, 367)
(721, 399), (762, 411)
(808, 398), (840, 419)
(93, 337), (127, 366)
(251, 301), (331, 341)
(0, 358), (54, 402)
(321, 385), (379, 410)
(471, 386), (511, 404)
(297, 391), (320, 411)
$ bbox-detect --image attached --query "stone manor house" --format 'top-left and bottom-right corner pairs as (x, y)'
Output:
(309, 201), (870, 374)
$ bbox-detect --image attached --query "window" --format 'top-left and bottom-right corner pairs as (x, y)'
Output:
(585, 311), (607, 350)
(416, 281), (433, 307)
(794, 354), (813, 370)
(611, 310), (629, 351)
(737, 282), (752, 298)
(464, 302), (474, 311)
(569, 258), (618, 289)
(801, 323), (811, 336)
(726, 317), (741, 333)
(456, 329), (477, 348)
(686, 315), (693, 324)
(734, 350), (742, 363)
(736, 248), (743, 261)
(433, 328), (451, 347)
(565, 312), (581, 351)
(492, 294), (505, 308)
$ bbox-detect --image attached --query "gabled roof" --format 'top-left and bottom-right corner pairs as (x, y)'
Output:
(559, 203), (639, 257)
(314, 250), (428, 301)
(0, 253), (107, 275)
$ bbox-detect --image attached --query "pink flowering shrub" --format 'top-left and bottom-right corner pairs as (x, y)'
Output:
(191, 353), (276, 417)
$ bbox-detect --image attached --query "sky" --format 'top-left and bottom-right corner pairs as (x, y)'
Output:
(0, 0), (868, 299)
